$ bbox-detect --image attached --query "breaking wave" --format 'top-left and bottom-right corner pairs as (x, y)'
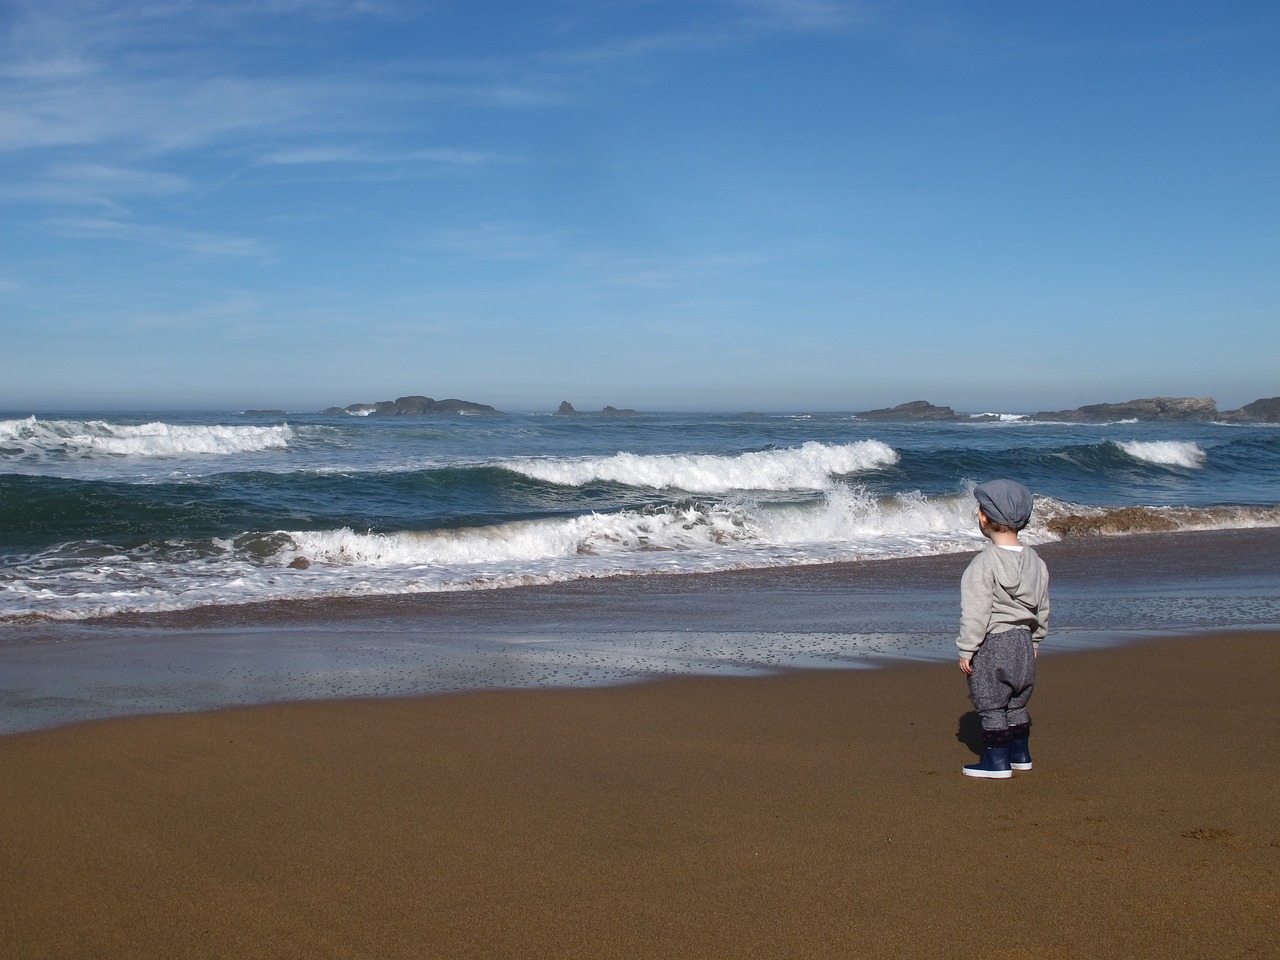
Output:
(0, 416), (295, 461)
(6, 487), (1280, 622)
(498, 441), (899, 493)
(285, 485), (971, 568)
(4, 410), (1278, 623)
(0, 487), (985, 621)
(1115, 440), (1206, 469)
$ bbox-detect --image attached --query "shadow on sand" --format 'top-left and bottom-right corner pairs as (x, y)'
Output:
(956, 711), (984, 757)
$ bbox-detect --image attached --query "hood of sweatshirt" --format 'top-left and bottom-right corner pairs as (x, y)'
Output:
(991, 545), (1047, 607)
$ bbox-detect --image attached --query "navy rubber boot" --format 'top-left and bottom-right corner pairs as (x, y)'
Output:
(963, 744), (1012, 778)
(1009, 722), (1032, 771)
(964, 729), (1012, 779)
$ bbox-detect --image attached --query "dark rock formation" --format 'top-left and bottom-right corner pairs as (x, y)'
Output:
(384, 396), (499, 415)
(854, 400), (960, 421)
(554, 402), (639, 417)
(1030, 397), (1217, 422)
(324, 396), (499, 416)
(1220, 397), (1280, 423)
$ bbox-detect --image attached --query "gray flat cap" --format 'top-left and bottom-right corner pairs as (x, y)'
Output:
(974, 479), (1034, 529)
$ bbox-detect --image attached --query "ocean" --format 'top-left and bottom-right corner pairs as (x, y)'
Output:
(2, 408), (1278, 624)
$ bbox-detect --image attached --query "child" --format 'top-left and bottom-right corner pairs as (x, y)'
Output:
(957, 479), (1050, 779)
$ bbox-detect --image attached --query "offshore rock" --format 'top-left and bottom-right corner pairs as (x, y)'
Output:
(554, 402), (640, 417)
(325, 396), (500, 416)
(1220, 397), (1280, 423)
(1030, 397), (1217, 422)
(854, 400), (959, 421)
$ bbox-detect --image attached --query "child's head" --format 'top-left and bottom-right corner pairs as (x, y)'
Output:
(973, 479), (1034, 533)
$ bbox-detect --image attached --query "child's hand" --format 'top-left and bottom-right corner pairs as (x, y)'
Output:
(959, 658), (973, 675)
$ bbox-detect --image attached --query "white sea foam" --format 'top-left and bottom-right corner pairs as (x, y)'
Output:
(284, 486), (1001, 580)
(0, 487), (992, 621)
(499, 441), (899, 493)
(0, 416), (295, 464)
(1117, 440), (1207, 469)
(278, 494), (1280, 581)
(9, 489), (1280, 623)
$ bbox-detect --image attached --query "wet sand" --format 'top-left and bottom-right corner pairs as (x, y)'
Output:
(4, 527), (1280, 735)
(3, 628), (1278, 958)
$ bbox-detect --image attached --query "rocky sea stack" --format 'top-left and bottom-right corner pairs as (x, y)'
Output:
(1030, 396), (1279, 422)
(554, 402), (640, 417)
(1030, 397), (1217, 422)
(1219, 397), (1280, 423)
(323, 396), (499, 416)
(854, 400), (960, 421)
(850, 396), (1278, 423)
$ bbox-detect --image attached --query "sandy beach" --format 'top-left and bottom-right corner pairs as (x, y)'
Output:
(3, 622), (1278, 958)
(3, 528), (1279, 958)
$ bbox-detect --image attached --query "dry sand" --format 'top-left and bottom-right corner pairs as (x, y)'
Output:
(2, 629), (1277, 959)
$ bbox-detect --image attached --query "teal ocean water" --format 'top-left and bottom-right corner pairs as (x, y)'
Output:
(3, 409), (1278, 623)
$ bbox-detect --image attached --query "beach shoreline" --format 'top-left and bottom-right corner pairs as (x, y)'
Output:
(2, 628), (1277, 958)
(0, 527), (1274, 737)
(2, 526), (1279, 735)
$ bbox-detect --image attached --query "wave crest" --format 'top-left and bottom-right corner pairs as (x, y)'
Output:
(282, 486), (979, 572)
(499, 441), (899, 493)
(0, 416), (295, 460)
(1115, 440), (1206, 469)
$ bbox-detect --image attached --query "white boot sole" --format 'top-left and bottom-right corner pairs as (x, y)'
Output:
(962, 766), (1012, 779)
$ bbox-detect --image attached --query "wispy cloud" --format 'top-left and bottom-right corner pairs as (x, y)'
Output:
(595, 251), (771, 288)
(121, 289), (279, 336)
(0, 69), (361, 153)
(258, 146), (396, 166)
(0, 3), (393, 154)
(538, 0), (864, 72)
(2, 1), (865, 159)
(258, 145), (502, 167)
(1, 0), (866, 268)
(45, 216), (268, 258)
(726, 0), (866, 31)
(0, 163), (192, 210)
(427, 218), (769, 291)
(428, 221), (566, 261)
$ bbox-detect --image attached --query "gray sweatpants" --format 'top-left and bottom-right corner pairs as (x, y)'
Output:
(967, 626), (1035, 732)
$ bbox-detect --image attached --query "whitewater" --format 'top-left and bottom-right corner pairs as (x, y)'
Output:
(2, 410), (1278, 622)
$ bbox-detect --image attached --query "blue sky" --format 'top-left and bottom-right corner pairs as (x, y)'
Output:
(1, 0), (1276, 413)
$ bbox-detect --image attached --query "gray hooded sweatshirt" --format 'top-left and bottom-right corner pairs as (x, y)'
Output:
(956, 542), (1050, 661)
